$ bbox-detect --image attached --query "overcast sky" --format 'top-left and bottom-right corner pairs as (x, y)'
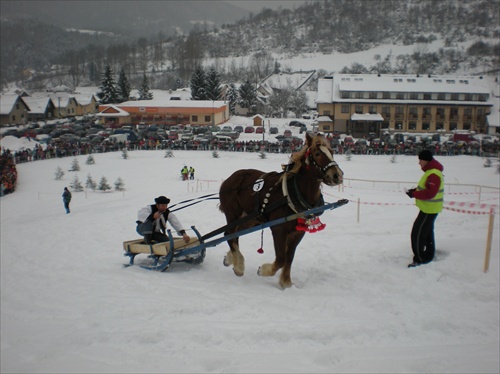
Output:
(225, 0), (310, 13)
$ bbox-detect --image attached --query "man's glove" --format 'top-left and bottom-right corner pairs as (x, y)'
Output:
(406, 188), (416, 198)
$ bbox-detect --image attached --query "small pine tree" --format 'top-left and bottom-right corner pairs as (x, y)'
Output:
(259, 150), (267, 159)
(117, 67), (131, 102)
(114, 177), (125, 191)
(85, 174), (97, 191)
(86, 155), (95, 165)
(97, 63), (119, 104)
(212, 150), (219, 158)
(54, 166), (65, 180)
(69, 158), (80, 171)
(98, 176), (111, 192)
(138, 73), (153, 100)
(122, 149), (128, 159)
(70, 175), (84, 192)
(164, 150), (174, 158)
(390, 154), (397, 163)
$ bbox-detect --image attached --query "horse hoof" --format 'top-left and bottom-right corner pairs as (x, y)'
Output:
(233, 269), (244, 277)
(280, 281), (293, 289)
(223, 256), (230, 267)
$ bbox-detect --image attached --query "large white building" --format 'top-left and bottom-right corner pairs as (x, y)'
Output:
(316, 74), (498, 137)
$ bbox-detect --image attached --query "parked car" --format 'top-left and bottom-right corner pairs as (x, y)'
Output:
(284, 129), (292, 138)
(344, 136), (354, 146)
(234, 125), (244, 133)
(168, 130), (179, 140)
(269, 127), (279, 134)
(255, 127), (264, 134)
(244, 126), (255, 133)
(289, 120), (306, 127)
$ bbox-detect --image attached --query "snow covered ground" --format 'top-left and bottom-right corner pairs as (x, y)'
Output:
(1, 136), (499, 373)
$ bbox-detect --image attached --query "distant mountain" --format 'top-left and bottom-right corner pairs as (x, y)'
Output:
(0, 0), (247, 37)
(1, 0), (499, 90)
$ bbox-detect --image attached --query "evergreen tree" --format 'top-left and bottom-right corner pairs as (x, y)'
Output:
(226, 83), (239, 115)
(117, 67), (131, 102)
(69, 158), (80, 171)
(239, 80), (258, 114)
(114, 177), (125, 191)
(206, 67), (222, 101)
(190, 66), (207, 100)
(85, 174), (97, 191)
(54, 166), (64, 180)
(70, 175), (84, 192)
(97, 64), (119, 104)
(98, 176), (111, 192)
(138, 73), (153, 100)
(86, 155), (95, 165)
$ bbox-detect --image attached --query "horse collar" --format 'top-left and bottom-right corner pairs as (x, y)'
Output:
(282, 173), (324, 215)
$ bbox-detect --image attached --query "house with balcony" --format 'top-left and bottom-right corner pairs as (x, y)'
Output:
(316, 74), (495, 137)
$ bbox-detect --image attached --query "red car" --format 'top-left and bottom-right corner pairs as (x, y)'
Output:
(244, 126), (255, 133)
(255, 127), (264, 134)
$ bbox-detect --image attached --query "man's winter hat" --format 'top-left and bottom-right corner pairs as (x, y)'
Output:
(155, 196), (170, 204)
(418, 150), (434, 161)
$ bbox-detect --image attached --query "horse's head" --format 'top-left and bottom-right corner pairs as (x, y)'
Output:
(303, 132), (344, 186)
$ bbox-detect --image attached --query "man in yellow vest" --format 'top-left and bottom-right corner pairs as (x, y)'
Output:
(405, 149), (444, 268)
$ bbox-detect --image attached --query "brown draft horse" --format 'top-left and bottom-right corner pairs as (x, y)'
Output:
(219, 132), (344, 288)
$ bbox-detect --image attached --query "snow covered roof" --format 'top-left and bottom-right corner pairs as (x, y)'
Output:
(97, 105), (130, 117)
(30, 92), (73, 108)
(22, 97), (54, 114)
(260, 70), (315, 91)
(317, 116), (333, 122)
(0, 94), (20, 115)
(129, 88), (192, 101)
(351, 113), (384, 121)
(117, 100), (226, 109)
(317, 74), (494, 103)
(73, 94), (96, 106)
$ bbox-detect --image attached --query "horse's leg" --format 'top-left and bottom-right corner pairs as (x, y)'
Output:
(279, 232), (305, 288)
(223, 236), (245, 277)
(257, 227), (287, 278)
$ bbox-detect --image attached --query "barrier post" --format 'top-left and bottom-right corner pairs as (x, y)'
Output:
(483, 207), (495, 273)
(357, 198), (360, 224)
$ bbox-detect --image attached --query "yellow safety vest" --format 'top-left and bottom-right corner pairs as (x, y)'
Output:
(415, 169), (444, 214)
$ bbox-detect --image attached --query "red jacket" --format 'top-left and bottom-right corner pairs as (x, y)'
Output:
(412, 158), (444, 201)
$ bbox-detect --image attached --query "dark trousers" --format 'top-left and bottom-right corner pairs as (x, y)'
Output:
(411, 211), (438, 264)
(136, 221), (169, 243)
(64, 201), (70, 213)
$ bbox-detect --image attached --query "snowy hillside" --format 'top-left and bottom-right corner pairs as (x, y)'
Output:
(1, 136), (499, 372)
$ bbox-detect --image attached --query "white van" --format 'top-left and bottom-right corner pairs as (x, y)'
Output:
(215, 135), (233, 143)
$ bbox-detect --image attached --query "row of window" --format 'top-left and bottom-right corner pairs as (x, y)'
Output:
(339, 104), (487, 116)
(340, 91), (488, 102)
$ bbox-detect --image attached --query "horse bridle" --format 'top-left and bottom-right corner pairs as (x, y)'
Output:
(306, 145), (341, 181)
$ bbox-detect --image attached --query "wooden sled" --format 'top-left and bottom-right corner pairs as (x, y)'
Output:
(123, 226), (204, 271)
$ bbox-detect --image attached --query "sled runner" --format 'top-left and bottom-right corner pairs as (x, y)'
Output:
(123, 199), (348, 272)
(123, 226), (205, 271)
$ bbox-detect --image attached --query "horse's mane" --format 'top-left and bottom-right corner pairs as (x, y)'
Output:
(286, 133), (329, 175)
